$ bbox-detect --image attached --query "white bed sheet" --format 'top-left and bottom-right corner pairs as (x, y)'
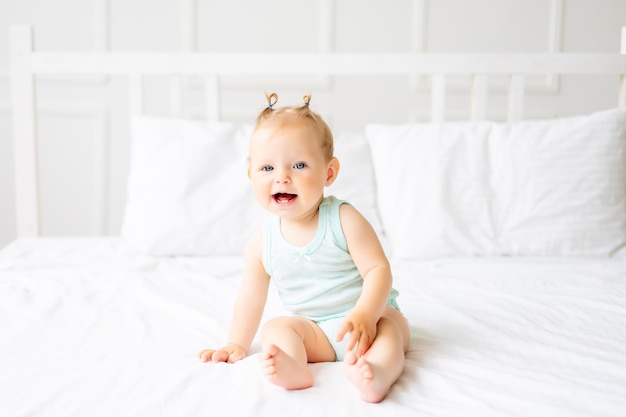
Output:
(1, 238), (625, 417)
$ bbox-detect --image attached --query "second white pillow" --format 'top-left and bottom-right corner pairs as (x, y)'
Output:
(366, 109), (626, 259)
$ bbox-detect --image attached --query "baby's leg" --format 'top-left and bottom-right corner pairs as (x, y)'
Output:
(343, 307), (410, 403)
(260, 316), (335, 390)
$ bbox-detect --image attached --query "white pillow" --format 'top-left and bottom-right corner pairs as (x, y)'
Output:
(366, 108), (626, 259)
(121, 116), (261, 256)
(327, 132), (383, 235)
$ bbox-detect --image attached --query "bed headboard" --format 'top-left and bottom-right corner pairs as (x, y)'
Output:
(9, 24), (626, 238)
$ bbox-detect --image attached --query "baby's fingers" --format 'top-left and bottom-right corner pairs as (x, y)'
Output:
(198, 348), (229, 363)
(198, 349), (216, 362)
(211, 349), (232, 363)
(345, 328), (362, 353)
(227, 350), (245, 363)
(335, 321), (353, 343)
(356, 332), (373, 357)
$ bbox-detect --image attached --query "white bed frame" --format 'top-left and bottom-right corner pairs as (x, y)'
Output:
(10, 25), (626, 239)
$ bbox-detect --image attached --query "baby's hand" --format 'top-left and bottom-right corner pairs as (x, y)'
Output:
(336, 309), (377, 357)
(198, 343), (246, 363)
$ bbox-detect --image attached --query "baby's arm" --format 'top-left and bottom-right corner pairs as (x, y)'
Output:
(199, 228), (270, 363)
(335, 204), (393, 357)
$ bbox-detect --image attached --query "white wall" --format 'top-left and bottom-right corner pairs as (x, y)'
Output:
(1, 0), (625, 248)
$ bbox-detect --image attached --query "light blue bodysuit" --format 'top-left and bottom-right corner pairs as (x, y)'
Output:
(262, 195), (400, 360)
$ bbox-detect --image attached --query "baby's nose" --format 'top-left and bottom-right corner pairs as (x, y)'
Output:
(274, 169), (291, 183)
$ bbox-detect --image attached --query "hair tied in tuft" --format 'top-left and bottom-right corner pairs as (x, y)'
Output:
(266, 92), (279, 109)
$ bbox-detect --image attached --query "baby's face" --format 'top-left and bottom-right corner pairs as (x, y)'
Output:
(248, 122), (337, 221)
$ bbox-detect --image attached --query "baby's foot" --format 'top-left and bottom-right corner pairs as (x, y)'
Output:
(260, 344), (313, 390)
(343, 351), (390, 403)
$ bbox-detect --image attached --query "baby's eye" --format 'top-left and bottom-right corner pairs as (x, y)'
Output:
(294, 162), (306, 169)
(261, 166), (274, 172)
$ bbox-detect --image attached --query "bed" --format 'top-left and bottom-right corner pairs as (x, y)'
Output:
(2, 24), (626, 416)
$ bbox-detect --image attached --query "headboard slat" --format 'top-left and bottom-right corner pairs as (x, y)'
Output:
(128, 74), (144, 116)
(430, 75), (446, 122)
(205, 75), (220, 122)
(10, 25), (39, 238)
(27, 53), (624, 76)
(617, 74), (626, 109)
(507, 75), (525, 122)
(169, 76), (183, 117)
(470, 75), (488, 121)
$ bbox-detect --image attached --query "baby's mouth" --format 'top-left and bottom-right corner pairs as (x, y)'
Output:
(273, 193), (297, 203)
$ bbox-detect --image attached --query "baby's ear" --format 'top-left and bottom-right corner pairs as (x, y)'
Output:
(326, 157), (340, 186)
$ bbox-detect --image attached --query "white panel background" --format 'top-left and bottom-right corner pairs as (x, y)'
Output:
(0, 0), (625, 247)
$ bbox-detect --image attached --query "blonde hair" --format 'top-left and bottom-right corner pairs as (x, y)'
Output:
(254, 92), (334, 161)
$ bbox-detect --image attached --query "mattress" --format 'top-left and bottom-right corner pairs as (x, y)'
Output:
(1, 238), (625, 416)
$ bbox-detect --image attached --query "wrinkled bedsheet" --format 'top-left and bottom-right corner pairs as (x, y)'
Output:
(1, 238), (625, 417)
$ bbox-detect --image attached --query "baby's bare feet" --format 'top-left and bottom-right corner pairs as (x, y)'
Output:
(343, 351), (390, 403)
(260, 344), (313, 390)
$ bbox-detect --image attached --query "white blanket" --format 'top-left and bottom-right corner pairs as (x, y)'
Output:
(1, 238), (625, 416)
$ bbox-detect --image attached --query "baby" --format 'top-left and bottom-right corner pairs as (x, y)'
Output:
(198, 93), (410, 403)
